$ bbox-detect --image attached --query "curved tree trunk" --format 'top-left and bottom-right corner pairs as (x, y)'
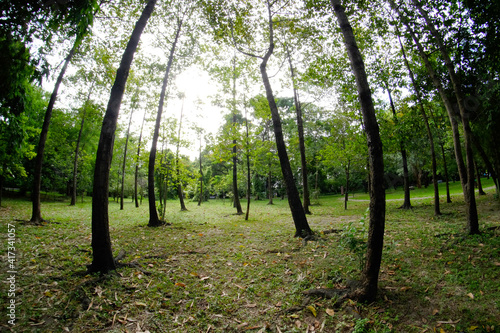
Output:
(259, 1), (311, 237)
(90, 0), (156, 274)
(31, 40), (78, 223)
(331, 0), (386, 303)
(148, 17), (183, 226)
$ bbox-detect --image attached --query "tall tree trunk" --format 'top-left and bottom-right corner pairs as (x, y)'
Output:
(474, 158), (485, 195)
(135, 109), (147, 208)
(412, 0), (479, 234)
(259, 1), (312, 237)
(176, 96), (188, 212)
(231, 58), (243, 215)
(331, 0), (386, 303)
(244, 104), (251, 220)
(385, 82), (411, 209)
(286, 44), (311, 214)
(31, 40), (78, 223)
(148, 17), (182, 226)
(90, 0), (156, 273)
(120, 101), (135, 210)
(397, 34), (440, 215)
(71, 84), (94, 206)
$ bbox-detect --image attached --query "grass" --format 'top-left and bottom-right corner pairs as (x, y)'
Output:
(0, 179), (499, 332)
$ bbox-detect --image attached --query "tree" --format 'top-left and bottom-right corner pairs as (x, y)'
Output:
(90, 0), (156, 274)
(234, 0), (313, 237)
(175, 93), (188, 212)
(330, 0), (386, 302)
(285, 44), (312, 214)
(147, 14), (184, 226)
(30, 0), (99, 223)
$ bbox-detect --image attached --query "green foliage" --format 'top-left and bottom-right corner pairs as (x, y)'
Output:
(340, 208), (369, 271)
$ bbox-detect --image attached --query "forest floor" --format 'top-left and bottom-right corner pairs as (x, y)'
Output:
(0, 180), (499, 332)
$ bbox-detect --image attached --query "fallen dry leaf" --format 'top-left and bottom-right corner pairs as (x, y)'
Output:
(325, 308), (335, 317)
(467, 292), (474, 299)
(175, 282), (186, 288)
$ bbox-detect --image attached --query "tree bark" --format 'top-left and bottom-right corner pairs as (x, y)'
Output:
(331, 0), (386, 303)
(286, 45), (311, 214)
(148, 17), (182, 226)
(31, 40), (78, 223)
(344, 160), (350, 210)
(412, 0), (479, 234)
(90, 0), (156, 274)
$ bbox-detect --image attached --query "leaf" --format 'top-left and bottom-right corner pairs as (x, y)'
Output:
(470, 326), (479, 331)
(135, 302), (147, 307)
(325, 308), (335, 316)
(44, 290), (53, 297)
(175, 282), (186, 288)
(467, 292), (474, 299)
(307, 305), (317, 317)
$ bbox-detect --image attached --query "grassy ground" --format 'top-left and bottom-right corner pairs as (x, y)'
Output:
(0, 179), (499, 332)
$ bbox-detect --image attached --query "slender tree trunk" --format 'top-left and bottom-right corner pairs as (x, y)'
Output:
(135, 109), (147, 208)
(71, 85), (93, 206)
(90, 0), (156, 273)
(331, 0), (386, 303)
(385, 83), (411, 209)
(148, 17), (182, 226)
(397, 34), (440, 215)
(31, 40), (78, 223)
(258, 1), (312, 237)
(286, 44), (311, 214)
(176, 97), (188, 212)
(244, 104), (251, 220)
(474, 159), (485, 195)
(412, 0), (479, 234)
(120, 101), (135, 210)
(440, 143), (452, 203)
(231, 58), (243, 215)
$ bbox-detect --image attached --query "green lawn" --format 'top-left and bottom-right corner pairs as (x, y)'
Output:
(0, 184), (499, 332)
